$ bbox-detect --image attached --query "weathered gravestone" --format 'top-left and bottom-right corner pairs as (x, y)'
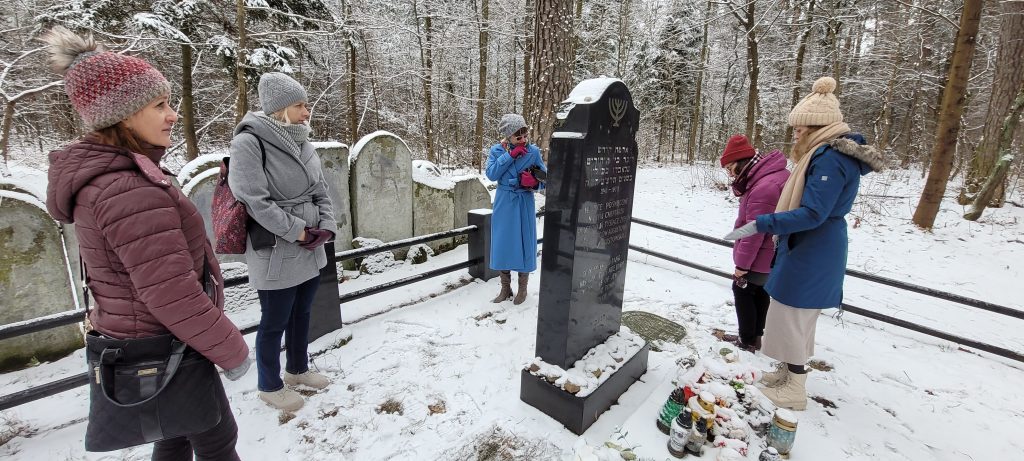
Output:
(313, 142), (354, 256)
(305, 142), (354, 340)
(521, 78), (648, 434)
(0, 190), (83, 371)
(349, 132), (414, 259)
(453, 177), (492, 246)
(412, 167), (456, 254)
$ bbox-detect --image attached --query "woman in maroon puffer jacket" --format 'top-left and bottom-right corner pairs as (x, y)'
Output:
(43, 27), (249, 460)
(719, 134), (790, 351)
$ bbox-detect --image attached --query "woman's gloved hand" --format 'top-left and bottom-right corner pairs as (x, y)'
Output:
(223, 357), (252, 381)
(300, 227), (334, 250)
(510, 143), (528, 159)
(519, 169), (540, 189)
(723, 221), (758, 241)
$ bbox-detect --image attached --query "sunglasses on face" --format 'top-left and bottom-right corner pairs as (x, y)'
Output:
(510, 130), (529, 141)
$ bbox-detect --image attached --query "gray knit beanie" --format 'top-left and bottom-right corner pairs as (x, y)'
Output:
(258, 72), (307, 115)
(497, 114), (527, 138)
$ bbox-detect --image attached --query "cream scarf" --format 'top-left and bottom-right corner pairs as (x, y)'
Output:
(776, 122), (851, 212)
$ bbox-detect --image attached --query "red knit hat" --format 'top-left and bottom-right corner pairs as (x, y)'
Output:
(719, 134), (756, 167)
(43, 27), (170, 131)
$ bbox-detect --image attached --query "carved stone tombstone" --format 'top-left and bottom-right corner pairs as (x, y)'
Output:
(412, 168), (456, 254)
(0, 190), (83, 371)
(521, 78), (648, 434)
(453, 177), (492, 246)
(313, 142), (354, 255)
(349, 132), (414, 258)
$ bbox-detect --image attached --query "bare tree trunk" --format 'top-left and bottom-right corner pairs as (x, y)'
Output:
(615, 0), (631, 77)
(899, 34), (926, 168)
(181, 44), (199, 161)
(529, 0), (575, 157)
(740, 0), (761, 146)
(413, 0), (436, 162)
(670, 87), (678, 163)
(785, 0), (815, 149)
(0, 100), (14, 176)
(474, 0), (489, 173)
(346, 1), (358, 143)
(875, 47), (901, 152)
(965, 84), (1024, 221)
(962, 0), (1024, 205)
(688, 0), (711, 164)
(522, 0), (536, 122)
(912, 0), (982, 230)
(234, 0), (248, 124)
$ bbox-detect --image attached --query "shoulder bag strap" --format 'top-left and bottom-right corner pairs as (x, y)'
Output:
(96, 339), (189, 408)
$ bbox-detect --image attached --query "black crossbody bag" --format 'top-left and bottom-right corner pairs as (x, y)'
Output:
(82, 258), (222, 452)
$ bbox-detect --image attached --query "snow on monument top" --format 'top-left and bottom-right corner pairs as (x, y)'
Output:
(348, 130), (409, 167)
(562, 77), (623, 105)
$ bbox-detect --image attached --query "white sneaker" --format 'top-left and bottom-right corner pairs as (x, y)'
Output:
(284, 370), (331, 390)
(259, 387), (304, 412)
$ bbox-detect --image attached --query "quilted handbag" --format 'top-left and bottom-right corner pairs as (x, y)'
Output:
(212, 130), (276, 253)
(84, 332), (222, 451)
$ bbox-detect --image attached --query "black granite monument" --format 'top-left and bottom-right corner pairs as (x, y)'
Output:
(521, 78), (649, 434)
(308, 241), (345, 342)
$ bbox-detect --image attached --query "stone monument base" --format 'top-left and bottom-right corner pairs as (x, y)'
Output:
(520, 343), (650, 435)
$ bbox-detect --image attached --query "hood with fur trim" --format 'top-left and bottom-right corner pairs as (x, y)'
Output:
(831, 134), (885, 174)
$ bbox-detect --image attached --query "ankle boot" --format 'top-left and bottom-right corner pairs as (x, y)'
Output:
(760, 370), (808, 411)
(491, 271), (512, 303)
(513, 272), (530, 305)
(757, 363), (789, 388)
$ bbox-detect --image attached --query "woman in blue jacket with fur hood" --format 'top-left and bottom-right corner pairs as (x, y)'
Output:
(485, 114), (547, 305)
(725, 77), (884, 411)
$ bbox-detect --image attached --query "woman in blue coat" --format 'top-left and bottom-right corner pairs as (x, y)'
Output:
(725, 77), (883, 410)
(486, 114), (547, 305)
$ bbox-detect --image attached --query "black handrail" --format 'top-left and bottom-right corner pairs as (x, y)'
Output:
(628, 243), (1024, 364)
(630, 217), (1023, 321)
(336, 226), (478, 262)
(339, 259), (477, 304)
(0, 226), (486, 411)
(0, 225), (481, 343)
(0, 310), (86, 341)
(0, 259), (481, 412)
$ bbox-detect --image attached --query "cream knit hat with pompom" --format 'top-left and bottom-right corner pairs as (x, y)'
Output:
(788, 76), (843, 127)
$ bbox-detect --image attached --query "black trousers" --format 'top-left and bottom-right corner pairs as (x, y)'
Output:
(151, 377), (240, 461)
(733, 280), (770, 345)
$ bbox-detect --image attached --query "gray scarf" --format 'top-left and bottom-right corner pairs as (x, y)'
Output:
(254, 112), (311, 157)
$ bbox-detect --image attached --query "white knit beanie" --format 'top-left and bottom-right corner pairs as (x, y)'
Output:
(788, 76), (843, 127)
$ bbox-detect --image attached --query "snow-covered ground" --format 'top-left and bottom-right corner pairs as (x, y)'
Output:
(1, 165), (1022, 460)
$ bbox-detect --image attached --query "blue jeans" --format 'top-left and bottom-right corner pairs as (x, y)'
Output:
(255, 276), (319, 392)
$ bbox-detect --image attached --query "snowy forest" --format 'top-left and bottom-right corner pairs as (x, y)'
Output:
(1, 0), (1022, 227)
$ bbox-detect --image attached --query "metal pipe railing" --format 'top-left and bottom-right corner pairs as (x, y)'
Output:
(627, 243), (1024, 364)
(0, 226), (482, 343)
(630, 217), (1023, 321)
(0, 227), (485, 411)
(336, 226), (478, 262)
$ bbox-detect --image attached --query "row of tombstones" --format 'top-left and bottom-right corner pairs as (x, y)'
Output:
(0, 131), (492, 371)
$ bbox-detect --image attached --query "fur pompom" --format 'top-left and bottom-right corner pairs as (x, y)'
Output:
(811, 76), (837, 95)
(40, 26), (104, 76)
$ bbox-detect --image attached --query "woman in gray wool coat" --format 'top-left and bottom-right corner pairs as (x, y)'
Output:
(228, 72), (337, 412)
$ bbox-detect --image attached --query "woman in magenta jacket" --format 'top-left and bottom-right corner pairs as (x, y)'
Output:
(719, 135), (790, 351)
